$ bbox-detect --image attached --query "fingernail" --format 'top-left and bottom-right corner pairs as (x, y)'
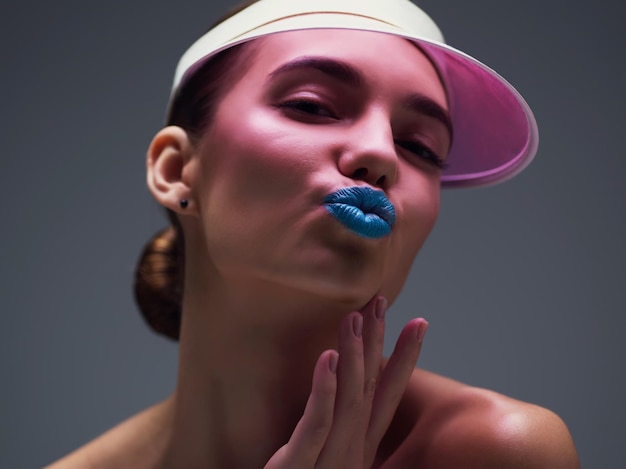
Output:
(353, 314), (363, 338)
(375, 297), (387, 321)
(329, 352), (338, 374)
(416, 320), (429, 343)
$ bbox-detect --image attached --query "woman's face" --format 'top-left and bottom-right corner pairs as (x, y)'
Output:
(188, 29), (451, 306)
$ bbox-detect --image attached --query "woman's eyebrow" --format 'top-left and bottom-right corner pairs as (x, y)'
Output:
(268, 56), (365, 87)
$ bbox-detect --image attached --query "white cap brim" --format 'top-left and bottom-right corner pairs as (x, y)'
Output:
(168, 0), (538, 188)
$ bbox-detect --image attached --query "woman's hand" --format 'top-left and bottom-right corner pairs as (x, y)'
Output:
(264, 296), (428, 469)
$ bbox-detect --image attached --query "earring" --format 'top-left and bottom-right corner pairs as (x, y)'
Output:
(179, 199), (189, 209)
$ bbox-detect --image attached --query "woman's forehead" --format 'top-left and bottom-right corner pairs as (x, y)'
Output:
(244, 29), (447, 105)
(255, 29), (429, 66)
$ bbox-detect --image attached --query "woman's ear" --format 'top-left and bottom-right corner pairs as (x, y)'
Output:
(147, 126), (197, 215)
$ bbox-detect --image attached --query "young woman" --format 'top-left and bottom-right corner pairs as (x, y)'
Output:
(48, 0), (579, 467)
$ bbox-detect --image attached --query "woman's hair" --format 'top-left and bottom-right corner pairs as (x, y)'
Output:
(134, 0), (261, 340)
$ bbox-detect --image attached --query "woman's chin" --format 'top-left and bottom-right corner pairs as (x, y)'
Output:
(268, 268), (383, 311)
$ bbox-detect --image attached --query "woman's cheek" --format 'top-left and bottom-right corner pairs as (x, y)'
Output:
(384, 185), (440, 299)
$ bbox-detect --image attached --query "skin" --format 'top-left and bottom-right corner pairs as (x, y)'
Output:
(46, 30), (580, 468)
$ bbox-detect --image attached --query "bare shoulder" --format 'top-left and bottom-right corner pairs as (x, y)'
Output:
(44, 400), (171, 469)
(382, 369), (580, 469)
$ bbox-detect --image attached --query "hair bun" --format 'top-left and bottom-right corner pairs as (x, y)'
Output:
(134, 227), (182, 340)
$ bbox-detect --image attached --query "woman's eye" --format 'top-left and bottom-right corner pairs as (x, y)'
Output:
(395, 139), (448, 170)
(276, 99), (337, 119)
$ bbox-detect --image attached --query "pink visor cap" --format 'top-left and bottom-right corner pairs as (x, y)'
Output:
(168, 0), (538, 188)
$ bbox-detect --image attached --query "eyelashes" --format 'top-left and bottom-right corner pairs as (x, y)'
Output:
(275, 97), (447, 169)
(393, 139), (448, 170)
(275, 98), (338, 119)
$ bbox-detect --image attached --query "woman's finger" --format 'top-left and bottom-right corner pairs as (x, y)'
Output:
(343, 296), (386, 462)
(365, 318), (428, 462)
(315, 312), (365, 468)
(362, 297), (386, 401)
(264, 350), (338, 469)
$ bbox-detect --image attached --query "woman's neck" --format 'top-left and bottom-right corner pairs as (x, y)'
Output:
(161, 274), (361, 469)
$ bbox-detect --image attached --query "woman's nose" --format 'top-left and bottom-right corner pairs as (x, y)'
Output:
(337, 112), (398, 189)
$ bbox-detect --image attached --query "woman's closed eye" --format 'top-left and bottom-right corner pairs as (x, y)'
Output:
(394, 139), (447, 170)
(275, 97), (339, 120)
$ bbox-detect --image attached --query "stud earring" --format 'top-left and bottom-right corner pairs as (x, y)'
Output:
(179, 199), (189, 209)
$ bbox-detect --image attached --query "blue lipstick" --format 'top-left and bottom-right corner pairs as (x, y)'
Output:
(323, 186), (396, 239)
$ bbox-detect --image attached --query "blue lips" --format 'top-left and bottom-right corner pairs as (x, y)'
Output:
(323, 187), (396, 239)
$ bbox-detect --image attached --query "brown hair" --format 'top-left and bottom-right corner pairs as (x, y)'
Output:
(134, 0), (262, 340)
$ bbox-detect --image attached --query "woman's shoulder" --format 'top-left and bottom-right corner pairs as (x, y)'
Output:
(44, 400), (171, 469)
(381, 368), (580, 468)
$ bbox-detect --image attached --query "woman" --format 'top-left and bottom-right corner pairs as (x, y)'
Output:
(48, 0), (579, 467)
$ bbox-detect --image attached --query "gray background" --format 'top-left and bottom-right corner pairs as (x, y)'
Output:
(1, 1), (623, 467)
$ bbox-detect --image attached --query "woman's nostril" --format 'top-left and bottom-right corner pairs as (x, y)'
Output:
(353, 168), (368, 179)
(376, 175), (386, 187)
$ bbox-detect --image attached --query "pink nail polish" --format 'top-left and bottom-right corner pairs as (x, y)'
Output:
(375, 297), (387, 321)
(416, 320), (429, 343)
(329, 352), (338, 374)
(353, 314), (363, 338)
